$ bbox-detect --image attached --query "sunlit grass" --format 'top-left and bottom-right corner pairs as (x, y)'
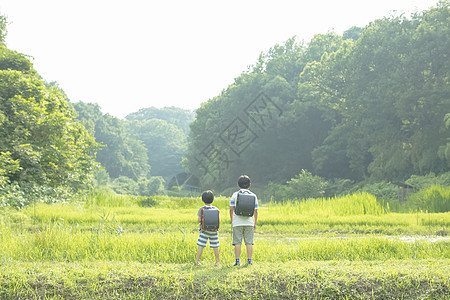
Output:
(1, 216), (448, 263)
(1, 192), (449, 298)
(267, 192), (388, 215)
(15, 196), (449, 236)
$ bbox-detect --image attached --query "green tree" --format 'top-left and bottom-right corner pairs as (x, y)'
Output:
(0, 151), (20, 185)
(111, 176), (138, 195)
(348, 4), (449, 179)
(343, 26), (364, 41)
(186, 39), (306, 190)
(296, 34), (353, 178)
(127, 119), (186, 179)
(125, 106), (195, 135)
(306, 2), (450, 181)
(73, 102), (150, 180)
(0, 47), (98, 192)
(185, 2), (450, 192)
(285, 169), (328, 200)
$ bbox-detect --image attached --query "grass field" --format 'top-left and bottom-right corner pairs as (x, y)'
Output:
(0, 192), (449, 299)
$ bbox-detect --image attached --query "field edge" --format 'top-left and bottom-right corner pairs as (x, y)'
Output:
(0, 259), (448, 299)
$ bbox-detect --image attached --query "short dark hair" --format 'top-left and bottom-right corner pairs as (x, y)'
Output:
(238, 175), (251, 189)
(202, 190), (214, 204)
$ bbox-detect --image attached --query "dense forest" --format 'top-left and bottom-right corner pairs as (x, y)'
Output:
(1, 1), (449, 208)
(186, 1), (450, 193)
(73, 103), (194, 195)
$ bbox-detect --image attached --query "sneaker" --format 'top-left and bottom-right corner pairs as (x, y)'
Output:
(233, 262), (240, 267)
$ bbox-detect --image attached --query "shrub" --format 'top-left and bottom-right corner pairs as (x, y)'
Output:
(93, 168), (110, 187)
(0, 182), (72, 208)
(266, 170), (329, 202)
(267, 192), (387, 216)
(112, 176), (138, 195)
(138, 176), (165, 196)
(405, 172), (450, 189)
(359, 181), (398, 205)
(138, 197), (158, 207)
(406, 185), (450, 213)
(324, 178), (355, 197)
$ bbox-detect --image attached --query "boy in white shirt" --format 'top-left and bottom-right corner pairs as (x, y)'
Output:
(229, 175), (259, 266)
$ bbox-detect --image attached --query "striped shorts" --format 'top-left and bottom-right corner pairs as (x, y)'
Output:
(197, 230), (220, 248)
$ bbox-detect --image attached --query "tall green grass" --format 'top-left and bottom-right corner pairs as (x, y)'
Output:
(267, 192), (388, 216)
(86, 189), (231, 210)
(86, 188), (145, 207)
(5, 191), (449, 237)
(0, 192), (448, 265)
(19, 202), (449, 236)
(1, 224), (448, 263)
(1, 192), (449, 299)
(407, 185), (450, 213)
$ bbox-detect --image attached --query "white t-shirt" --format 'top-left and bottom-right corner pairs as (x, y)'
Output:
(230, 189), (259, 227)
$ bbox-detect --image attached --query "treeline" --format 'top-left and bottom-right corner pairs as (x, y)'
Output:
(1, 3), (449, 208)
(0, 13), (194, 206)
(185, 1), (450, 193)
(73, 104), (194, 196)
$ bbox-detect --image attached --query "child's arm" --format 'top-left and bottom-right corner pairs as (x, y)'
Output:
(197, 208), (202, 223)
(229, 206), (234, 224)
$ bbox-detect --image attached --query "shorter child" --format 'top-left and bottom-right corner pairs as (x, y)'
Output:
(195, 190), (220, 265)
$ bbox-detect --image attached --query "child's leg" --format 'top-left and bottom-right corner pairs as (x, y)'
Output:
(233, 226), (244, 260)
(195, 246), (204, 264)
(196, 231), (209, 264)
(213, 247), (219, 264)
(245, 244), (253, 260)
(243, 226), (254, 262)
(208, 231), (220, 264)
(234, 244), (241, 259)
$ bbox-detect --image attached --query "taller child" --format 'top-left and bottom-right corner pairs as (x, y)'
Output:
(229, 175), (259, 266)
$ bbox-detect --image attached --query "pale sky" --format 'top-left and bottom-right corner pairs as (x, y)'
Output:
(0, 0), (438, 118)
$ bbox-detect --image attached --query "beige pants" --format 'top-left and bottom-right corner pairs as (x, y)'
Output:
(232, 226), (254, 245)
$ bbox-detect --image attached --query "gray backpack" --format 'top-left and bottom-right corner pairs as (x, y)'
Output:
(235, 192), (256, 216)
(201, 206), (220, 231)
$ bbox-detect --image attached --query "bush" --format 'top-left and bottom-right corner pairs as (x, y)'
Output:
(93, 168), (110, 187)
(406, 185), (450, 213)
(0, 151), (20, 186)
(138, 197), (158, 207)
(138, 176), (165, 196)
(0, 182), (72, 208)
(111, 176), (138, 195)
(264, 170), (328, 202)
(267, 192), (387, 216)
(405, 172), (450, 189)
(359, 181), (398, 201)
(103, 176), (166, 197)
(324, 178), (355, 197)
